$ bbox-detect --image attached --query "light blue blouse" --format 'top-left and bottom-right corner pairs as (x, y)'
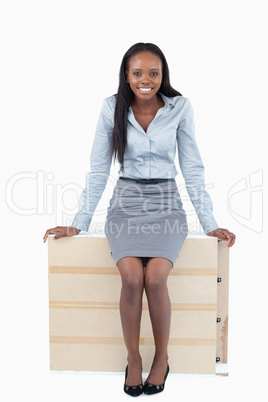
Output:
(71, 92), (218, 234)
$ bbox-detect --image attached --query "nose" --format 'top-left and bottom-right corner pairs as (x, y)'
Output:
(141, 75), (151, 84)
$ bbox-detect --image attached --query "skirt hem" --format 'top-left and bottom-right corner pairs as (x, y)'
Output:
(112, 251), (179, 268)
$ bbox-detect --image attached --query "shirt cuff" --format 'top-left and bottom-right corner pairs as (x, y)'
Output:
(71, 212), (92, 232)
(199, 215), (219, 234)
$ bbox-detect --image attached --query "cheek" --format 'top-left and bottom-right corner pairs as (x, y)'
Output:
(155, 75), (162, 85)
(128, 77), (139, 87)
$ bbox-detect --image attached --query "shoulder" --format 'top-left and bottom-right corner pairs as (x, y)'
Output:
(96, 95), (116, 125)
(170, 95), (194, 119)
(160, 93), (193, 112)
(102, 94), (116, 113)
(170, 95), (192, 109)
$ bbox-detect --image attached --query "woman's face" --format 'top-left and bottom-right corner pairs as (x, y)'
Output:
(126, 51), (163, 102)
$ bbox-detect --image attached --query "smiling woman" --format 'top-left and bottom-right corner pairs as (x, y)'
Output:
(111, 43), (182, 170)
(126, 52), (163, 99)
(125, 52), (164, 132)
(43, 42), (236, 397)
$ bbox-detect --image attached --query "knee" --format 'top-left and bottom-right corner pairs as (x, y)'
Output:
(122, 275), (144, 296)
(145, 275), (166, 296)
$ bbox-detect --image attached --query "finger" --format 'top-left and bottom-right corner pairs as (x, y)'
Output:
(54, 233), (66, 240)
(43, 229), (52, 243)
(43, 228), (62, 242)
(225, 237), (231, 248)
(217, 232), (228, 241)
(43, 228), (53, 242)
(225, 232), (234, 248)
(215, 229), (230, 247)
(222, 231), (230, 247)
(229, 233), (236, 247)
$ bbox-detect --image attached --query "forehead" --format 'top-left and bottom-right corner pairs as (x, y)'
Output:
(128, 51), (162, 70)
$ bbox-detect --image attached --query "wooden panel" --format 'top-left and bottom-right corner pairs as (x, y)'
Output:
(47, 235), (226, 375)
(216, 240), (229, 365)
(48, 236), (218, 268)
(49, 308), (217, 339)
(49, 274), (217, 304)
(49, 344), (217, 374)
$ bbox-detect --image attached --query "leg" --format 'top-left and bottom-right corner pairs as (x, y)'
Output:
(116, 256), (145, 386)
(144, 257), (173, 384)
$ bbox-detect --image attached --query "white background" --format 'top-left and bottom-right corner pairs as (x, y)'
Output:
(1, 1), (267, 401)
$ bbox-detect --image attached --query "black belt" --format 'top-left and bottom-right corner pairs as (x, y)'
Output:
(119, 177), (175, 184)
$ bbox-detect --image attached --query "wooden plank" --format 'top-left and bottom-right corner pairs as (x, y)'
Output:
(49, 301), (217, 311)
(49, 308), (217, 339)
(216, 240), (229, 365)
(49, 266), (217, 276)
(48, 236), (218, 268)
(50, 336), (216, 346)
(49, 275), (217, 304)
(49, 344), (217, 374)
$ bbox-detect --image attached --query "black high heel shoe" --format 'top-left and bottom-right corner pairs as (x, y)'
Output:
(143, 363), (169, 395)
(124, 365), (144, 397)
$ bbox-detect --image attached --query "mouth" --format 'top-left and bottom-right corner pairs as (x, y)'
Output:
(138, 87), (153, 93)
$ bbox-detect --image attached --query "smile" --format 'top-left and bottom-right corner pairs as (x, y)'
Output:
(138, 88), (153, 93)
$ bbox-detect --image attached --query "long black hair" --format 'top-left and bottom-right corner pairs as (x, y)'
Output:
(111, 42), (182, 172)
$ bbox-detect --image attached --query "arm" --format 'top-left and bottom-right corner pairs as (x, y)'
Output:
(176, 98), (236, 247)
(176, 98), (218, 235)
(71, 98), (114, 232)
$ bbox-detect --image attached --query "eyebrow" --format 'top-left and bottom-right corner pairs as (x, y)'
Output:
(131, 68), (160, 71)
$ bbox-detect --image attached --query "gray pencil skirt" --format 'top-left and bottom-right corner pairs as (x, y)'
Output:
(104, 178), (188, 268)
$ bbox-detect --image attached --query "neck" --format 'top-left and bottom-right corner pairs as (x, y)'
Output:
(131, 93), (163, 112)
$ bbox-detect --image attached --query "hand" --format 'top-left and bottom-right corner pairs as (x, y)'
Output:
(206, 228), (236, 248)
(43, 226), (81, 243)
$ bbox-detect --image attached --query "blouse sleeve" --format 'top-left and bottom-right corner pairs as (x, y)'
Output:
(176, 98), (218, 234)
(71, 98), (114, 232)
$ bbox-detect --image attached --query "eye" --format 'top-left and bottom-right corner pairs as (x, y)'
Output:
(151, 72), (158, 76)
(133, 72), (141, 76)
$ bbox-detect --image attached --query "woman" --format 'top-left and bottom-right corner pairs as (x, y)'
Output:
(43, 42), (235, 397)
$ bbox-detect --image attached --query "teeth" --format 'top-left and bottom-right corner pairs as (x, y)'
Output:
(139, 88), (152, 92)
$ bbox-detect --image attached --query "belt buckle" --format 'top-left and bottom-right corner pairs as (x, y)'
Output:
(144, 179), (157, 184)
